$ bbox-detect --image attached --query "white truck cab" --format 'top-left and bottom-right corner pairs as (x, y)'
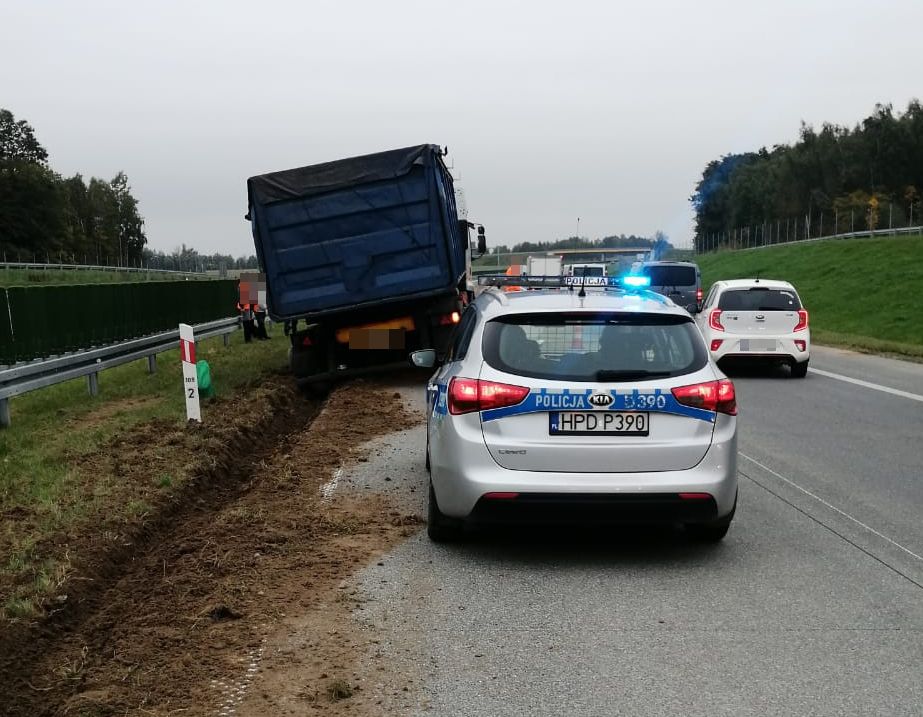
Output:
(567, 263), (608, 278)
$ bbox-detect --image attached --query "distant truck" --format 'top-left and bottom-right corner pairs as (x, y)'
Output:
(567, 262), (608, 278)
(246, 144), (486, 391)
(525, 255), (563, 277)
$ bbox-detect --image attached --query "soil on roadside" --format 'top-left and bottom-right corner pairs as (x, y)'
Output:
(0, 376), (425, 717)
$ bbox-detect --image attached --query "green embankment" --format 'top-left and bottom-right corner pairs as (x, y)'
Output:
(0, 330), (289, 618)
(695, 236), (923, 358)
(0, 268), (206, 287)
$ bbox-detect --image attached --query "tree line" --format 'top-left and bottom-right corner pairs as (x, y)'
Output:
(690, 101), (923, 251)
(0, 109), (263, 271)
(0, 109), (148, 265)
(141, 245), (259, 273)
(491, 232), (671, 256)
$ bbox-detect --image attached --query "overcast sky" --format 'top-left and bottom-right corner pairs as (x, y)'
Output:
(3, 0), (922, 254)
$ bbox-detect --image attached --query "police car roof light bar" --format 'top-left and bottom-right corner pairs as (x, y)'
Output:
(476, 275), (624, 290)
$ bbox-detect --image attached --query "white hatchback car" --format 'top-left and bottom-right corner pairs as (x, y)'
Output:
(412, 279), (739, 542)
(696, 279), (810, 377)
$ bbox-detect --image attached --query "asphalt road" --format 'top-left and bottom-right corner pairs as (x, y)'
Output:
(339, 348), (923, 716)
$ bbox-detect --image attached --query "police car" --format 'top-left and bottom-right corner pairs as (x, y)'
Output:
(695, 279), (810, 377)
(411, 275), (739, 542)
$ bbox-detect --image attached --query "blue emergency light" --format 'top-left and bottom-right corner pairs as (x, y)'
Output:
(621, 274), (651, 288)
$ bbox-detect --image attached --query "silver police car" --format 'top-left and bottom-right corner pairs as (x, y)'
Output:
(412, 277), (739, 542)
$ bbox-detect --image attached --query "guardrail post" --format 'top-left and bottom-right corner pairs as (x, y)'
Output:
(0, 398), (10, 428)
(87, 372), (99, 397)
(223, 333), (230, 347)
(148, 354), (157, 374)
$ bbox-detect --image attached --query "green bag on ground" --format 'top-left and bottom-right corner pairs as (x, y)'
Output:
(196, 359), (215, 398)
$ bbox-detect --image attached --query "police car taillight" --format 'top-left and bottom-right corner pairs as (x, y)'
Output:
(709, 309), (724, 331)
(448, 377), (530, 415)
(793, 309), (809, 332)
(679, 492), (712, 500)
(671, 379), (737, 416)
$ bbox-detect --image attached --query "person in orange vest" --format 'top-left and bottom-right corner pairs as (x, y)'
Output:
(502, 263), (523, 292)
(237, 278), (256, 343)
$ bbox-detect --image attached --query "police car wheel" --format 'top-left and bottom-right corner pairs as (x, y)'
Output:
(685, 498), (735, 543)
(427, 482), (463, 542)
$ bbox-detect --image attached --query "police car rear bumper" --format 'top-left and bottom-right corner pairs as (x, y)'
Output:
(469, 492), (720, 525)
(431, 416), (738, 521)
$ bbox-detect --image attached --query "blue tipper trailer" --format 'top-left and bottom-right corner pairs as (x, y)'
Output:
(247, 144), (481, 388)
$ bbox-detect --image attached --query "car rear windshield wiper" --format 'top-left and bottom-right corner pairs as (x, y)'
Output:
(596, 370), (673, 381)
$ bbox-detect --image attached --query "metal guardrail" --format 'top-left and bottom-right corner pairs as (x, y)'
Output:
(701, 225), (923, 254)
(0, 316), (239, 428)
(0, 261), (209, 277)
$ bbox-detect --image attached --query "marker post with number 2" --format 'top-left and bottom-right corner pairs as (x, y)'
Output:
(179, 323), (201, 422)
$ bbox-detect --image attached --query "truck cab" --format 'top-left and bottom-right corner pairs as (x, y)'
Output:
(567, 263), (608, 278)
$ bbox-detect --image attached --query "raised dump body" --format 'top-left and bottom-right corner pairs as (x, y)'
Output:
(246, 144), (475, 386)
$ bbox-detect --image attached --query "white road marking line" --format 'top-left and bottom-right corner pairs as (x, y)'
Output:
(740, 453), (923, 564)
(808, 367), (923, 403)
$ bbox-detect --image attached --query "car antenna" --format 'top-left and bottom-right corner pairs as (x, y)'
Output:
(575, 216), (586, 297)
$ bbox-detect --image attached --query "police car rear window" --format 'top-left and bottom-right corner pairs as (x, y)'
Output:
(718, 288), (801, 311)
(482, 313), (707, 382)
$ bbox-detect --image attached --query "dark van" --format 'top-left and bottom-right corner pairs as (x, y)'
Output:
(640, 261), (703, 314)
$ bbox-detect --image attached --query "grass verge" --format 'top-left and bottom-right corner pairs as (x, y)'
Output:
(696, 235), (923, 357)
(0, 329), (290, 619)
(0, 268), (210, 286)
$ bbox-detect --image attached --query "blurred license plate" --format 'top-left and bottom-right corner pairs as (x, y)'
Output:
(348, 328), (405, 350)
(739, 339), (776, 351)
(549, 412), (649, 436)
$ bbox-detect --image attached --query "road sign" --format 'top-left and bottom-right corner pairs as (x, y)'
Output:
(179, 323), (201, 422)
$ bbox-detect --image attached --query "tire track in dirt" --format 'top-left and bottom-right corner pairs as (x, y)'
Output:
(1, 378), (424, 716)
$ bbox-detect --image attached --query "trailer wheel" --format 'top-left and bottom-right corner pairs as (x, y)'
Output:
(290, 342), (325, 379)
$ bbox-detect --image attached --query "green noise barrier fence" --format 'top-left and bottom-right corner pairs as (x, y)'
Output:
(0, 280), (238, 364)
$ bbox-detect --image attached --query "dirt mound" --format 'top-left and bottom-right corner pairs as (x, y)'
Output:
(1, 379), (423, 716)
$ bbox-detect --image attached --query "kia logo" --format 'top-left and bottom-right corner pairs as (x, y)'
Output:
(588, 393), (613, 407)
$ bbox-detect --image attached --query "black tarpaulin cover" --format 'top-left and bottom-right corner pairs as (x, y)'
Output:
(247, 144), (436, 205)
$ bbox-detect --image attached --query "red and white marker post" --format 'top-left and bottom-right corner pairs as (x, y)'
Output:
(179, 323), (201, 422)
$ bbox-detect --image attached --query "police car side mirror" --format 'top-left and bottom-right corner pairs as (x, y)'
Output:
(410, 349), (437, 368)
